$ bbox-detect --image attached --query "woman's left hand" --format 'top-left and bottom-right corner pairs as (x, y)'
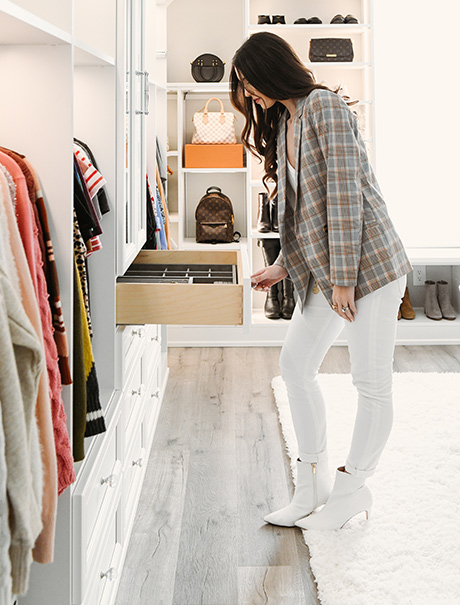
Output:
(332, 285), (357, 322)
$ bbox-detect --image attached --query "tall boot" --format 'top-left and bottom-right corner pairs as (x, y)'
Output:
(400, 286), (415, 320)
(264, 458), (332, 527)
(437, 280), (457, 320)
(295, 466), (372, 530)
(270, 194), (279, 233)
(424, 280), (442, 320)
(258, 239), (281, 319)
(280, 277), (295, 319)
(257, 192), (271, 233)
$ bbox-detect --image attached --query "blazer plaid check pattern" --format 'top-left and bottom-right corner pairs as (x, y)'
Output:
(275, 89), (412, 307)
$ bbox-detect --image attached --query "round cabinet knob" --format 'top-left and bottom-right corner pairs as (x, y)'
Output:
(100, 567), (118, 582)
(131, 327), (145, 338)
(100, 473), (119, 488)
(132, 457), (143, 468)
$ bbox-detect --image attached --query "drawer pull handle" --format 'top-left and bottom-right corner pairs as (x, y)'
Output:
(131, 327), (145, 338)
(132, 457), (143, 468)
(100, 473), (119, 488)
(100, 567), (118, 582)
(132, 384), (146, 397)
(150, 389), (160, 399)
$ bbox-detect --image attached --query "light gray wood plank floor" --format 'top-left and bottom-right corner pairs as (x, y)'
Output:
(115, 345), (460, 605)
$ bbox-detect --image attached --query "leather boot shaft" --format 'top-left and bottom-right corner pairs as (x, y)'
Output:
(257, 192), (271, 233)
(258, 239), (281, 319)
(270, 195), (279, 232)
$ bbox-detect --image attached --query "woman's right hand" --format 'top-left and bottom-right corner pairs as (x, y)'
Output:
(251, 264), (288, 292)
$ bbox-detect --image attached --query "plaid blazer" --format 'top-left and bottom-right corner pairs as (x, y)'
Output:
(275, 89), (412, 307)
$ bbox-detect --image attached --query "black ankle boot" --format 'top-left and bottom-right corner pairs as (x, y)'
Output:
(270, 194), (279, 232)
(258, 238), (282, 319)
(281, 277), (295, 319)
(257, 192), (271, 233)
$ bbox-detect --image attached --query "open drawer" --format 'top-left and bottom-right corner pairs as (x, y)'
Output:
(116, 246), (250, 326)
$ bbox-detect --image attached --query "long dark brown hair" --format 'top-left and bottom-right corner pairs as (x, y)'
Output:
(230, 32), (332, 196)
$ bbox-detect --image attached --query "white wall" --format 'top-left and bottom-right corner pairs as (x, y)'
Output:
(167, 0), (244, 83)
(373, 0), (460, 247)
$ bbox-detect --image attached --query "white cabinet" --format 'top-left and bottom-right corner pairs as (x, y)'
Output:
(0, 1), (169, 604)
(117, 0), (148, 275)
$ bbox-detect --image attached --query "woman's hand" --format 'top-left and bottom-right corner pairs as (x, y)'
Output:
(251, 264), (288, 292)
(332, 285), (357, 322)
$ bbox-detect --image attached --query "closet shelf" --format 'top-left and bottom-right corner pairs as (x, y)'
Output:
(169, 212), (179, 223)
(251, 230), (279, 240)
(306, 62), (371, 69)
(181, 238), (248, 250)
(168, 82), (231, 94)
(183, 167), (248, 174)
(0, 0), (71, 45)
(406, 247), (460, 265)
(73, 39), (115, 66)
(248, 24), (370, 34)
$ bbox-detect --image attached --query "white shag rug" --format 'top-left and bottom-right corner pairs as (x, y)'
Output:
(271, 372), (460, 605)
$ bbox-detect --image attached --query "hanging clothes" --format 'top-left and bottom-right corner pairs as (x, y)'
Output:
(0, 167), (47, 595)
(0, 151), (57, 567)
(72, 259), (106, 463)
(1, 148), (75, 497)
(73, 138), (110, 216)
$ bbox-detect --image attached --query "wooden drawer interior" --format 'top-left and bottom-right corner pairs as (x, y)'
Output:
(116, 249), (245, 326)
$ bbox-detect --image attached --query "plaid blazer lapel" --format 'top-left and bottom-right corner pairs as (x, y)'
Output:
(277, 114), (287, 229)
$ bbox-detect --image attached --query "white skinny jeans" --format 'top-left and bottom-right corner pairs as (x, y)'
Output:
(279, 275), (406, 478)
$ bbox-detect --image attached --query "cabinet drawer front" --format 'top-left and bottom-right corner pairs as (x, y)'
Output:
(143, 324), (161, 374)
(84, 427), (120, 552)
(124, 357), (144, 434)
(123, 419), (146, 527)
(82, 495), (123, 605)
(122, 324), (147, 381)
(116, 249), (247, 326)
(144, 365), (161, 447)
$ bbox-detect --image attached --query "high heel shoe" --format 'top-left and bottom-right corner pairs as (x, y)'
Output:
(264, 458), (332, 527)
(295, 466), (372, 530)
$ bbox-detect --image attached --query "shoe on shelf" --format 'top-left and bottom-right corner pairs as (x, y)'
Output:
(330, 14), (345, 24)
(424, 280), (442, 320)
(258, 239), (282, 320)
(307, 16), (322, 24)
(437, 280), (457, 320)
(293, 17), (308, 24)
(400, 286), (416, 320)
(257, 192), (271, 233)
(344, 14), (359, 24)
(257, 15), (271, 24)
(264, 458), (332, 526)
(272, 15), (286, 24)
(270, 194), (278, 233)
(295, 466), (372, 531)
(280, 278), (295, 320)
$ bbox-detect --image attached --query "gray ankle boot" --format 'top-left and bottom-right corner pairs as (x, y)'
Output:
(437, 281), (457, 320)
(424, 280), (442, 320)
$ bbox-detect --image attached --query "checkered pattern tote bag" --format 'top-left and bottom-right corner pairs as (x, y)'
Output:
(192, 97), (237, 144)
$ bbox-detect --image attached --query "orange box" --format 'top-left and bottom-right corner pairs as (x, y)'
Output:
(184, 144), (244, 169)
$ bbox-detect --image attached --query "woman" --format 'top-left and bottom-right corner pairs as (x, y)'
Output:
(230, 32), (412, 530)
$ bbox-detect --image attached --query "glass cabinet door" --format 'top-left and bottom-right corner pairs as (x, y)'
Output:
(119, 0), (147, 274)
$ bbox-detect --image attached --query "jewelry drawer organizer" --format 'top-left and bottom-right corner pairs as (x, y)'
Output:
(116, 248), (250, 326)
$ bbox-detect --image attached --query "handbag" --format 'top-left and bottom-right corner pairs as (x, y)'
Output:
(309, 38), (354, 62)
(195, 186), (241, 244)
(192, 97), (237, 145)
(191, 53), (225, 82)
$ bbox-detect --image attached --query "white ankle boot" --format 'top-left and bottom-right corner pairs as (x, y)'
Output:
(264, 458), (332, 527)
(295, 466), (372, 530)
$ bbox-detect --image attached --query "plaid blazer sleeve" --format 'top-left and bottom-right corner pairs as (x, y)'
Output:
(308, 94), (363, 287)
